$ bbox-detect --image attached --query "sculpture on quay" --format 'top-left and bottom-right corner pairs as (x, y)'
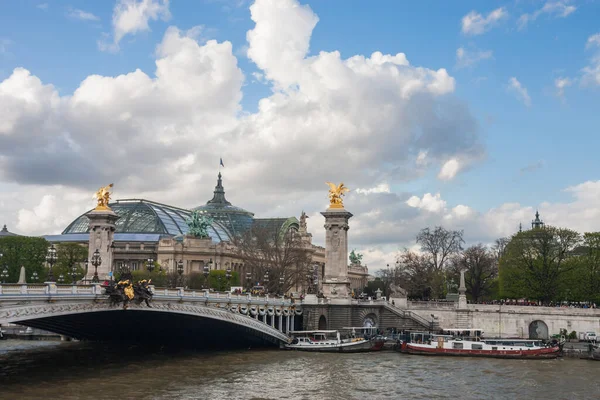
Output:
(105, 279), (153, 309)
(94, 183), (114, 211)
(349, 250), (363, 265)
(185, 210), (213, 238)
(326, 182), (349, 208)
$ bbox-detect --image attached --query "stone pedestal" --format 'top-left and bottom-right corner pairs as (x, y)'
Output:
(320, 208), (352, 299)
(86, 209), (119, 281)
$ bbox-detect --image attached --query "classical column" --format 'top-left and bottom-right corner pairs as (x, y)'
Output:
(320, 207), (353, 299)
(86, 209), (119, 281)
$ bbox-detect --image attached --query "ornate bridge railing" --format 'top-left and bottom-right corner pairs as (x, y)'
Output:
(0, 283), (300, 343)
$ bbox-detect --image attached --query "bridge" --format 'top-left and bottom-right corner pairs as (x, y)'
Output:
(0, 283), (301, 347)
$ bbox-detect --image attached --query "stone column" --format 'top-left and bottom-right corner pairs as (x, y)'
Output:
(320, 208), (353, 300)
(86, 210), (119, 281)
(458, 269), (468, 310)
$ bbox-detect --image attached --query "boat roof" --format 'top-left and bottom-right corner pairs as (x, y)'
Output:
(290, 330), (338, 334)
(440, 328), (484, 332)
(341, 326), (378, 330)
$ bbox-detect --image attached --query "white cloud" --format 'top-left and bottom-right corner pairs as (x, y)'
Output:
(438, 158), (461, 181)
(356, 184), (391, 195)
(507, 77), (532, 106)
(456, 47), (493, 68)
(99, 0), (170, 52)
(518, 1), (576, 30)
(37, 3), (48, 10)
(461, 8), (507, 36)
(582, 33), (600, 87)
(554, 77), (572, 98)
(1, 0), (484, 262)
(67, 8), (100, 22)
(587, 33), (600, 49)
(406, 193), (446, 213)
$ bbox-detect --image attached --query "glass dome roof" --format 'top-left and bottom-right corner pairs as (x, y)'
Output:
(193, 172), (254, 237)
(62, 199), (233, 242)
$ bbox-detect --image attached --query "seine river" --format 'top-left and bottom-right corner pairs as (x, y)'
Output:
(0, 340), (598, 400)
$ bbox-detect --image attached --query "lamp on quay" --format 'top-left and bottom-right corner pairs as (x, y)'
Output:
(91, 249), (102, 283)
(31, 271), (39, 283)
(58, 274), (65, 284)
(264, 269), (269, 294)
(177, 260), (184, 286)
(45, 244), (57, 282)
(0, 267), (8, 284)
(203, 263), (210, 289)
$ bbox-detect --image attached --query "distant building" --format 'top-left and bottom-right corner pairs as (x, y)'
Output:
(42, 173), (369, 292)
(531, 210), (545, 230)
(0, 225), (19, 238)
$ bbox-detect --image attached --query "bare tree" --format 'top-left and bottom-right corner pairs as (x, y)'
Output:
(394, 250), (436, 300)
(234, 223), (312, 293)
(416, 226), (464, 272)
(492, 237), (509, 261)
(449, 244), (497, 302)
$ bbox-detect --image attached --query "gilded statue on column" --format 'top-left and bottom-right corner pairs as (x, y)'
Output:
(326, 182), (349, 208)
(94, 183), (113, 211)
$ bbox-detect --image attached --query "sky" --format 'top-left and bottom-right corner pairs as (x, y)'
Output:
(0, 0), (599, 271)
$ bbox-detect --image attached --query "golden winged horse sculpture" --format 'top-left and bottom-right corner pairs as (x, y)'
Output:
(94, 183), (113, 211)
(326, 182), (350, 208)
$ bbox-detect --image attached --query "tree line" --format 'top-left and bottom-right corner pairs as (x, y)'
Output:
(377, 225), (600, 304)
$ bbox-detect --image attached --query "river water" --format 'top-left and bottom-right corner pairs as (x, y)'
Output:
(0, 340), (598, 400)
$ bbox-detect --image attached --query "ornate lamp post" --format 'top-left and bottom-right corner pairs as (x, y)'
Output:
(245, 271), (252, 292)
(31, 271), (39, 283)
(91, 249), (102, 283)
(225, 266), (232, 291)
(84, 259), (89, 284)
(58, 274), (65, 284)
(146, 257), (155, 273)
(71, 264), (78, 284)
(177, 260), (184, 286)
(45, 244), (57, 282)
(203, 264), (210, 289)
(264, 269), (269, 294)
(1, 267), (8, 284)
(279, 275), (285, 295)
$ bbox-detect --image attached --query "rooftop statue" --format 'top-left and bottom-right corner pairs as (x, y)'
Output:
(299, 211), (309, 230)
(326, 182), (349, 208)
(186, 210), (213, 238)
(349, 249), (363, 265)
(94, 183), (113, 211)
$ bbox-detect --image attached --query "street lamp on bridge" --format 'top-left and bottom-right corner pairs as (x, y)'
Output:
(225, 266), (232, 291)
(1, 267), (8, 284)
(146, 257), (155, 273)
(71, 264), (78, 284)
(279, 275), (285, 296)
(91, 249), (102, 283)
(245, 272), (252, 292)
(58, 274), (65, 284)
(203, 262), (210, 289)
(264, 269), (269, 294)
(45, 244), (57, 282)
(177, 260), (184, 286)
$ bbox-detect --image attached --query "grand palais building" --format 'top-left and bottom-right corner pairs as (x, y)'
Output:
(41, 173), (370, 293)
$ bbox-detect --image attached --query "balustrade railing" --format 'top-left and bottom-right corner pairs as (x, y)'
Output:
(0, 283), (293, 305)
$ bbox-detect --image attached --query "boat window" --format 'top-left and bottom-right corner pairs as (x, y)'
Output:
(471, 344), (483, 350)
(492, 347), (498, 350)
(453, 342), (463, 349)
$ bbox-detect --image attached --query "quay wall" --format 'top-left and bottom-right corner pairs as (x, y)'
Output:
(408, 302), (600, 338)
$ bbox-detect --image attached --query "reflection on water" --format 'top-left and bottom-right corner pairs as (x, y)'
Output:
(0, 340), (599, 400)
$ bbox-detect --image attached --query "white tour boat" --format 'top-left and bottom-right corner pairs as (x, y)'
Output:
(285, 330), (385, 353)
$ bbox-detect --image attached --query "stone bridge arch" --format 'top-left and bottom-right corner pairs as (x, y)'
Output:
(0, 300), (292, 346)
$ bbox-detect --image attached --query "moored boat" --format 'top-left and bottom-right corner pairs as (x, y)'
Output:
(402, 329), (561, 359)
(284, 330), (385, 353)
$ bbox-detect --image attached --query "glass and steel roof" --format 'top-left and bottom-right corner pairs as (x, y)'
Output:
(62, 199), (233, 242)
(193, 172), (255, 237)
